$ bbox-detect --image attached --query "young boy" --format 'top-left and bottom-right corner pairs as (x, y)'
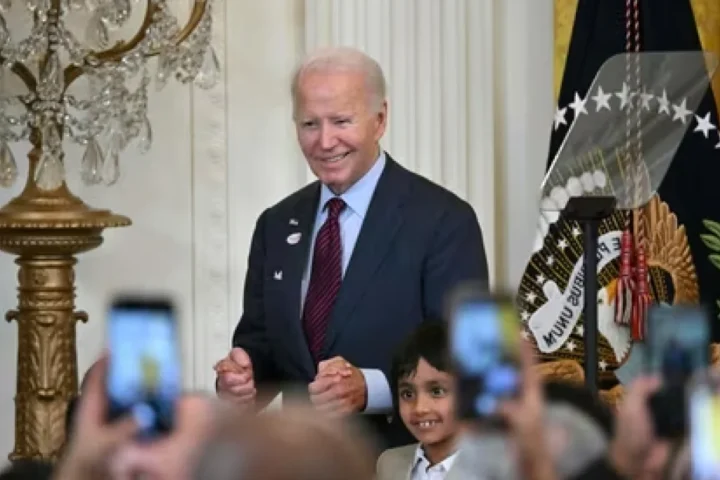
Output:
(376, 321), (462, 480)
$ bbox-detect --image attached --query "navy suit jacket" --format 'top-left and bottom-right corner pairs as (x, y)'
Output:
(231, 155), (489, 448)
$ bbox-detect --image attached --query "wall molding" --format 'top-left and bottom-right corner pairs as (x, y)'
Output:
(191, 0), (229, 392)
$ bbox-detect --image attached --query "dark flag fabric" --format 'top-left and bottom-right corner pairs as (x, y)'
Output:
(517, 0), (720, 393)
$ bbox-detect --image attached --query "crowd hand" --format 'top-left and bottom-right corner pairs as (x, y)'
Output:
(110, 394), (217, 480)
(215, 347), (256, 406)
(309, 356), (367, 417)
(608, 375), (661, 478)
(498, 340), (557, 480)
(54, 354), (138, 480)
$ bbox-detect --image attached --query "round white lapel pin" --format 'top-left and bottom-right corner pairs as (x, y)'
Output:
(287, 232), (302, 245)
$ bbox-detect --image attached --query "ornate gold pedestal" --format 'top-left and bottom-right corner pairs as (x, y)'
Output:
(0, 148), (129, 461)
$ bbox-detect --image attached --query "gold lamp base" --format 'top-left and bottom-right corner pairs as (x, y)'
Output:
(0, 170), (129, 461)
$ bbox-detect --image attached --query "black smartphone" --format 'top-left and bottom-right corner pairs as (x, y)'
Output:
(645, 303), (710, 438)
(447, 283), (521, 420)
(106, 295), (181, 440)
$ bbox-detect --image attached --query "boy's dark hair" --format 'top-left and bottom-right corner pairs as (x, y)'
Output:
(390, 320), (452, 414)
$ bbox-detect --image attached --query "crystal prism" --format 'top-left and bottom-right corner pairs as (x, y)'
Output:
(0, 140), (18, 187)
(156, 53), (172, 91)
(80, 139), (103, 185)
(0, 14), (8, 47)
(34, 151), (65, 191)
(86, 11), (109, 48)
(137, 117), (152, 154)
(42, 122), (61, 149)
(39, 52), (64, 100)
(102, 148), (120, 185)
(195, 47), (220, 90)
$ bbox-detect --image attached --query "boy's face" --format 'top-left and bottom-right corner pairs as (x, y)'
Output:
(398, 358), (458, 448)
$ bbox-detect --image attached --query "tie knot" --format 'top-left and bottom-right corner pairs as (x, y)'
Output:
(325, 197), (346, 218)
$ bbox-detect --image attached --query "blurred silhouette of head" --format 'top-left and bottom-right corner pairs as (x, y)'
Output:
(0, 459), (53, 480)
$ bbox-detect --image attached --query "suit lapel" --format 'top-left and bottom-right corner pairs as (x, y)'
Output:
(324, 158), (409, 352)
(277, 183), (319, 376)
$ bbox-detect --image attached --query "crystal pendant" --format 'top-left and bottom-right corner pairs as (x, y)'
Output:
(156, 53), (172, 91)
(0, 140), (18, 187)
(0, 14), (8, 48)
(0, 0), (11, 13)
(34, 150), (65, 191)
(86, 11), (109, 48)
(195, 47), (220, 90)
(81, 139), (103, 185)
(27, 0), (49, 12)
(102, 148), (120, 185)
(42, 122), (61, 150)
(39, 52), (63, 100)
(137, 117), (152, 154)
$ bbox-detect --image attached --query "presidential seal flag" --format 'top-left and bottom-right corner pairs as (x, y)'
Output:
(518, 0), (720, 397)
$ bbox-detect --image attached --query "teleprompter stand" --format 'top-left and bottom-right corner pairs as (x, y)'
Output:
(537, 51), (716, 396)
(563, 196), (617, 396)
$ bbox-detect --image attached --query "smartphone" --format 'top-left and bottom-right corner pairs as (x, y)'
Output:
(447, 283), (521, 420)
(106, 295), (181, 440)
(646, 304), (709, 381)
(646, 303), (710, 438)
(689, 372), (720, 480)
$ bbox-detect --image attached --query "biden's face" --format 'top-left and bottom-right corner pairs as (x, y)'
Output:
(294, 70), (387, 194)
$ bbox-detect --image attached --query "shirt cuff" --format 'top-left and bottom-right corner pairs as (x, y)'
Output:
(359, 368), (393, 414)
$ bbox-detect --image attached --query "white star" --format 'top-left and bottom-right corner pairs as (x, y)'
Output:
(672, 98), (692, 124)
(569, 92), (588, 116)
(657, 89), (671, 115)
(640, 90), (654, 111)
(557, 239), (568, 250)
(616, 83), (633, 110)
(525, 292), (537, 304)
(599, 360), (608, 371)
(521, 311), (530, 322)
(591, 86), (612, 111)
(554, 106), (568, 130)
(694, 112), (717, 138)
(575, 326), (584, 336)
(546, 255), (555, 266)
(566, 340), (577, 352)
(535, 274), (546, 285)
(572, 226), (581, 237)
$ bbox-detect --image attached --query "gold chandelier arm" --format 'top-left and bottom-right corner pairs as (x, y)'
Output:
(63, 0), (209, 89)
(2, 61), (38, 93)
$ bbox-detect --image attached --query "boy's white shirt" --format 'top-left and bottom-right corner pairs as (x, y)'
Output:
(376, 443), (465, 480)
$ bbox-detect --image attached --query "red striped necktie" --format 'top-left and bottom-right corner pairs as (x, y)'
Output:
(302, 197), (346, 363)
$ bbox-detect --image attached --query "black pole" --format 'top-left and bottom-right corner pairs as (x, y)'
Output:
(582, 219), (599, 397)
(563, 196), (616, 398)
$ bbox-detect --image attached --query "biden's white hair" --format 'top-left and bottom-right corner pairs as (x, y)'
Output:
(290, 46), (387, 119)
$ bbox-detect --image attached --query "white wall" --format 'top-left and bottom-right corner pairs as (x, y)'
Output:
(0, 0), (553, 458)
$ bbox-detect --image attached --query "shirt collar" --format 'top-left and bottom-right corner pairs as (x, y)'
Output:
(318, 150), (386, 219)
(412, 444), (458, 474)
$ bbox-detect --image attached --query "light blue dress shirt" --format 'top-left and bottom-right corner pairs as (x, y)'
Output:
(300, 151), (393, 413)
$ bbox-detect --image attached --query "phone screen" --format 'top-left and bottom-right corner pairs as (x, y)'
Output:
(689, 378), (720, 479)
(106, 298), (181, 439)
(450, 298), (520, 419)
(646, 305), (709, 382)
